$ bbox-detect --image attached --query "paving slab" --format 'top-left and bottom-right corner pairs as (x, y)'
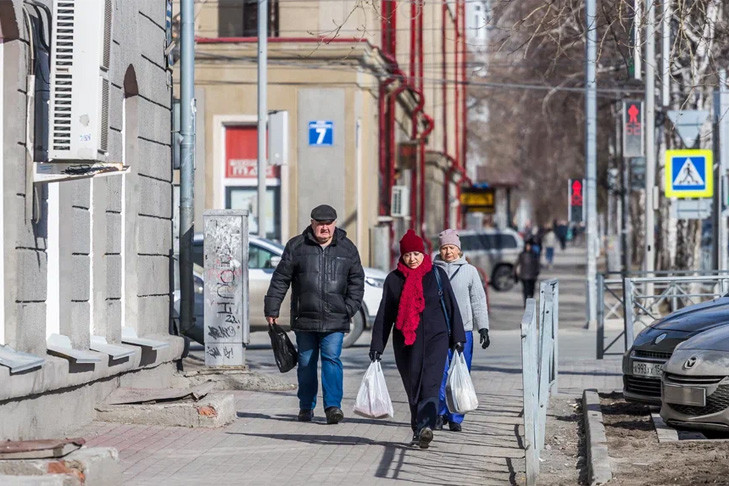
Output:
(69, 245), (622, 485)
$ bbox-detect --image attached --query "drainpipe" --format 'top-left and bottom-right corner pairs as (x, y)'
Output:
(460, 0), (468, 177)
(378, 77), (396, 216)
(419, 115), (434, 251)
(179, 0), (196, 334)
(409, 90), (425, 232)
(408, 0), (420, 232)
(454, 4), (461, 180)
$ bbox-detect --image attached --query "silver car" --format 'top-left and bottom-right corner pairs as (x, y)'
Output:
(660, 325), (729, 434)
(457, 229), (524, 291)
(173, 234), (386, 348)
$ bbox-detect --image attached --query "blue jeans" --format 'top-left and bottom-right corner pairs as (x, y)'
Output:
(545, 247), (555, 264)
(438, 331), (474, 424)
(295, 331), (344, 411)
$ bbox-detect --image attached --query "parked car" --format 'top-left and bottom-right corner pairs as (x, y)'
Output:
(456, 229), (524, 291)
(660, 325), (729, 435)
(173, 234), (386, 348)
(622, 296), (729, 405)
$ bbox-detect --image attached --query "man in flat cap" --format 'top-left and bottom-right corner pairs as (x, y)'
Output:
(265, 204), (364, 424)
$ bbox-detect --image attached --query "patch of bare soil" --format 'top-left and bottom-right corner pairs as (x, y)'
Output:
(600, 392), (729, 485)
(537, 395), (588, 485)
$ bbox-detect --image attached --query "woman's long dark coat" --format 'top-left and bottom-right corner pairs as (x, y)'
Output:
(370, 267), (466, 406)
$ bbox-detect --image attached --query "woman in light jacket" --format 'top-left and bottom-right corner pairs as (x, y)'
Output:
(434, 229), (490, 432)
(369, 230), (466, 449)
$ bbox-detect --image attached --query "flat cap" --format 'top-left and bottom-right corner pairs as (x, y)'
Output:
(311, 204), (337, 221)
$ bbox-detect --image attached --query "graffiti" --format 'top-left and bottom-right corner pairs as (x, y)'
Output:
(208, 325), (237, 340)
(203, 212), (248, 366)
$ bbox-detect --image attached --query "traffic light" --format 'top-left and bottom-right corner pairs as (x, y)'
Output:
(569, 178), (584, 223)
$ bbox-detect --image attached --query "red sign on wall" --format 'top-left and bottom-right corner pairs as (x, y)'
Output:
(225, 126), (279, 179)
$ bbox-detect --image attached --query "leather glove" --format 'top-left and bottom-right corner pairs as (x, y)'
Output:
(453, 342), (464, 354)
(369, 350), (382, 362)
(479, 328), (491, 349)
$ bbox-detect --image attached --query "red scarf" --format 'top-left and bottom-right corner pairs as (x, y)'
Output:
(396, 254), (433, 346)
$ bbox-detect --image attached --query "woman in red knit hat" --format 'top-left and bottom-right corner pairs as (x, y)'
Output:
(369, 229), (466, 448)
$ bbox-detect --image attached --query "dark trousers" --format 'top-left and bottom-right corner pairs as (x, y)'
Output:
(521, 279), (537, 305)
(410, 397), (439, 433)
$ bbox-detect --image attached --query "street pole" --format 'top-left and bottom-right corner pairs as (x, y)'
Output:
(661, 0), (671, 106)
(585, 0), (598, 327)
(715, 70), (728, 271)
(179, 0), (196, 334)
(257, 0), (268, 238)
(622, 157), (632, 274)
(644, 0), (656, 278)
(633, 0), (642, 80)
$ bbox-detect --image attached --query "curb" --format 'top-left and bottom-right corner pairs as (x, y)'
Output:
(651, 412), (679, 442)
(583, 389), (612, 485)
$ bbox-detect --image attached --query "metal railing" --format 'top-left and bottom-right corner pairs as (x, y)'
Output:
(597, 270), (729, 358)
(624, 275), (729, 349)
(521, 279), (559, 486)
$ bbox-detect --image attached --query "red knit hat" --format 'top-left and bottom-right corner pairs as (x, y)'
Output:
(399, 229), (425, 255)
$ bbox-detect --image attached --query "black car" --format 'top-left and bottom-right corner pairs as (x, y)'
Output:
(622, 296), (729, 405)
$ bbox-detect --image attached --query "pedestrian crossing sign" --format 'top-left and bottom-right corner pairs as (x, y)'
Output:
(664, 149), (713, 198)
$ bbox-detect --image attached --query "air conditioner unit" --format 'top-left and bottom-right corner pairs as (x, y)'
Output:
(48, 0), (112, 162)
(391, 185), (410, 218)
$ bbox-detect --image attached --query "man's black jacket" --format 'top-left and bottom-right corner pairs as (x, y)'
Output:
(264, 226), (365, 332)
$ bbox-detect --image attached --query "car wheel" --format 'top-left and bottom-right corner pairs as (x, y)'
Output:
(491, 265), (515, 291)
(343, 311), (365, 348)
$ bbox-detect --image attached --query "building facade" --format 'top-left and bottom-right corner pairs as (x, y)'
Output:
(175, 0), (471, 267)
(0, 0), (182, 440)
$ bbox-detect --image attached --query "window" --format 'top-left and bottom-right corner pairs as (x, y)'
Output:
(459, 235), (483, 251)
(478, 234), (497, 250)
(496, 235), (518, 249)
(249, 244), (278, 269)
(226, 186), (281, 240)
(218, 0), (279, 37)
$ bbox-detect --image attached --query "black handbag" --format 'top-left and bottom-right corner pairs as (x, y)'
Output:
(268, 323), (298, 373)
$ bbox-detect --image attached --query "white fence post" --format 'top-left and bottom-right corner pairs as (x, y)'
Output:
(521, 298), (538, 485)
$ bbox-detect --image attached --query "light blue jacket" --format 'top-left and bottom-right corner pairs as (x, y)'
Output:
(433, 255), (489, 332)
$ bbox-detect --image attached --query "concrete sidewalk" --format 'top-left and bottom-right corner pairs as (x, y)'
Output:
(74, 245), (622, 485)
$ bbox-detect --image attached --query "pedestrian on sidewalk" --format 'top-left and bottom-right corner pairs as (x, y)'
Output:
(515, 241), (541, 306)
(433, 229), (490, 432)
(555, 220), (568, 250)
(369, 230), (466, 449)
(264, 204), (365, 425)
(542, 227), (557, 269)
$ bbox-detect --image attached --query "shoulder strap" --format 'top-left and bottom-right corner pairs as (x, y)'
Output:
(448, 265), (463, 282)
(433, 268), (452, 337)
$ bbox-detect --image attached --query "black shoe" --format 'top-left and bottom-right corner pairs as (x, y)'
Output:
(325, 406), (344, 424)
(448, 421), (462, 432)
(297, 409), (314, 422)
(435, 415), (445, 430)
(418, 427), (433, 449)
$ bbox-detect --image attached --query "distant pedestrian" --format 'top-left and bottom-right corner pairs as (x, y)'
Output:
(264, 204), (365, 424)
(515, 242), (541, 306)
(526, 226), (542, 256)
(543, 227), (557, 269)
(369, 230), (466, 449)
(433, 229), (490, 432)
(555, 221), (568, 250)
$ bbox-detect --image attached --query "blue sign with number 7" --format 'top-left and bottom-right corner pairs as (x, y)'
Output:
(308, 121), (334, 146)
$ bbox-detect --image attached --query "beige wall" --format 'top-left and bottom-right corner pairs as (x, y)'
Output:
(187, 41), (383, 262)
(174, 1), (467, 263)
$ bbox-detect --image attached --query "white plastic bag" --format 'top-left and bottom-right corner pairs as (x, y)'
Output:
(446, 351), (479, 414)
(353, 361), (394, 419)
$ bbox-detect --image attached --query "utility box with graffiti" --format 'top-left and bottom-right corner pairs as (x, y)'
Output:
(203, 210), (249, 367)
